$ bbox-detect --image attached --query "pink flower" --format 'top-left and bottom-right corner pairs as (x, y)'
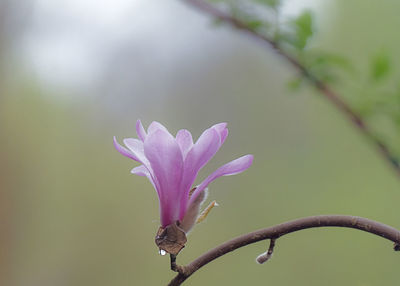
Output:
(114, 120), (253, 229)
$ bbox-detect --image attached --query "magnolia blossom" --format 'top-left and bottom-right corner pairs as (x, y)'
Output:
(114, 120), (253, 231)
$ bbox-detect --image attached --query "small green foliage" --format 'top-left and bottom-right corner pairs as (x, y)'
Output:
(253, 0), (281, 9)
(286, 76), (304, 91)
(244, 19), (265, 31)
(370, 51), (391, 81)
(304, 52), (353, 84)
(313, 53), (353, 72)
(291, 10), (314, 50)
(278, 10), (314, 51)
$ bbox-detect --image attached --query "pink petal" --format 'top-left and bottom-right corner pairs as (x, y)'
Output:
(211, 122), (227, 133)
(131, 165), (158, 192)
(131, 165), (148, 177)
(211, 122), (228, 144)
(176, 129), (193, 159)
(187, 128), (221, 174)
(144, 129), (184, 227)
(220, 128), (228, 144)
(113, 136), (141, 162)
(147, 121), (169, 135)
(189, 155), (254, 206)
(123, 138), (148, 164)
(179, 128), (221, 219)
(136, 119), (147, 142)
(115, 136), (160, 194)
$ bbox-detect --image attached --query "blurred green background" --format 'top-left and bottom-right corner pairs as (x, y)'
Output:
(1, 0), (399, 285)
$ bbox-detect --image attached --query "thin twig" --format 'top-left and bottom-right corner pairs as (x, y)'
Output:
(182, 0), (400, 176)
(256, 238), (276, 264)
(170, 254), (177, 271)
(167, 215), (400, 285)
(170, 254), (185, 273)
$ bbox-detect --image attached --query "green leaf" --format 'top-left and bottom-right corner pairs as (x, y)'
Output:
(370, 51), (391, 81)
(291, 10), (314, 50)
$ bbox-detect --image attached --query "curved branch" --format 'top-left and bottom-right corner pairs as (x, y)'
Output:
(167, 215), (400, 285)
(182, 0), (400, 177)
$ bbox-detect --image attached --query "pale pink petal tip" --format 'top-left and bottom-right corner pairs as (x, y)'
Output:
(131, 165), (148, 176)
(147, 121), (169, 135)
(176, 129), (193, 158)
(113, 136), (140, 162)
(211, 122), (227, 132)
(136, 119), (147, 142)
(211, 122), (228, 144)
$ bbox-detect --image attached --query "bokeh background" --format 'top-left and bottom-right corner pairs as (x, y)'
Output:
(1, 0), (399, 285)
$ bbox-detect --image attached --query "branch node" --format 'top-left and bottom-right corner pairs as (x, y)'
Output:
(170, 254), (186, 274)
(256, 238), (276, 264)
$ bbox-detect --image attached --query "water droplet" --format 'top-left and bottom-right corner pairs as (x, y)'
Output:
(159, 249), (167, 256)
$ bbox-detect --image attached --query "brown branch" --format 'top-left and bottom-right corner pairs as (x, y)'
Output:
(167, 215), (400, 285)
(182, 0), (400, 177)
